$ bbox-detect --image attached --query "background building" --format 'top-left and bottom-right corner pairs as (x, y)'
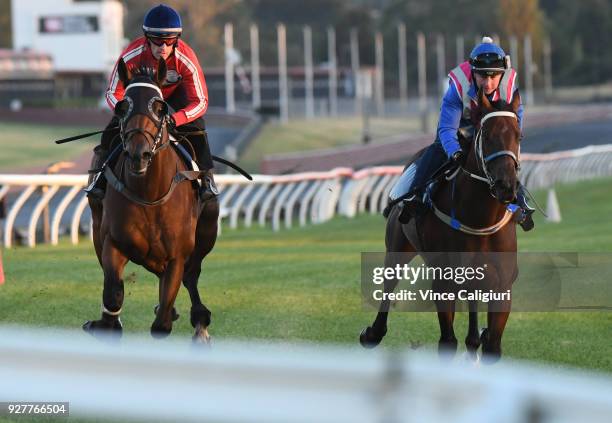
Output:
(10, 0), (124, 102)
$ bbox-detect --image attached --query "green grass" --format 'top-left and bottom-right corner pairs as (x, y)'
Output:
(240, 115), (434, 172)
(0, 122), (96, 171)
(0, 178), (611, 374)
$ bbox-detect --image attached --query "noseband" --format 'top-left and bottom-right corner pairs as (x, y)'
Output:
(119, 82), (169, 167)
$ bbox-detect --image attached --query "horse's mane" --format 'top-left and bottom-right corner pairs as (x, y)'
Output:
(128, 66), (158, 84)
(489, 99), (514, 112)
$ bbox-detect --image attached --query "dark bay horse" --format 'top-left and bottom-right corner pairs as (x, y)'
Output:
(361, 89), (523, 362)
(85, 58), (219, 342)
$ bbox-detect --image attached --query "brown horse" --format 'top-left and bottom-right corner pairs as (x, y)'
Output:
(85, 58), (219, 342)
(361, 89), (523, 362)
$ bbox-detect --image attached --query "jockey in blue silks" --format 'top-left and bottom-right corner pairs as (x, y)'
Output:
(389, 36), (535, 231)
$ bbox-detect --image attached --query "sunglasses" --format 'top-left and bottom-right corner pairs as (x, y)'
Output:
(148, 37), (177, 47)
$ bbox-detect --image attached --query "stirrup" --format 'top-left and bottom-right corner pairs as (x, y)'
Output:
(85, 171), (106, 200)
(518, 209), (535, 232)
(86, 187), (106, 200)
(198, 175), (218, 202)
(398, 194), (426, 224)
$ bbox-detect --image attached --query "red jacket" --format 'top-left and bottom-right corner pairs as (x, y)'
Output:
(106, 37), (208, 126)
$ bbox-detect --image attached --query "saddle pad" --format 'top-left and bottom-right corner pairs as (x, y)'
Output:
(172, 142), (200, 172)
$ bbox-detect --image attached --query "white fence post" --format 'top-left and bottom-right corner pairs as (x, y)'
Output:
(277, 24), (289, 123)
(250, 24), (261, 110)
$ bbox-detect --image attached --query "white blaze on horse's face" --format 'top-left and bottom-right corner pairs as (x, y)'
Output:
(120, 83), (168, 176)
(124, 116), (156, 175)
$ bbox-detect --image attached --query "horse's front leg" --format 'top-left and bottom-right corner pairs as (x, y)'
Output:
(433, 279), (458, 358)
(151, 258), (185, 338)
(83, 237), (128, 335)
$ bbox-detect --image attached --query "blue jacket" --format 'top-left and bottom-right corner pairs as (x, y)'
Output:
(437, 80), (524, 158)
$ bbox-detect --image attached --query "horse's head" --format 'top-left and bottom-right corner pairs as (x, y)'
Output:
(469, 88), (522, 203)
(114, 58), (170, 175)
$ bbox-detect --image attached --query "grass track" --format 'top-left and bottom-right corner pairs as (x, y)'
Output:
(0, 178), (611, 374)
(0, 122), (96, 171)
(239, 116), (433, 172)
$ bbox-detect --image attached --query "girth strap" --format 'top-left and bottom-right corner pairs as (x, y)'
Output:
(104, 167), (203, 206)
(431, 202), (519, 236)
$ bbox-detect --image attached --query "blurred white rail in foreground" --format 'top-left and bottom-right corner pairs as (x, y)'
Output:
(0, 326), (611, 423)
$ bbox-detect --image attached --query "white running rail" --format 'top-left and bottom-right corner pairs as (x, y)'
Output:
(1, 144), (612, 247)
(0, 326), (611, 423)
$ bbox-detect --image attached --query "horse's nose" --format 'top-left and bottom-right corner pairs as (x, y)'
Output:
(495, 179), (513, 192)
(142, 151), (152, 162)
(494, 178), (516, 203)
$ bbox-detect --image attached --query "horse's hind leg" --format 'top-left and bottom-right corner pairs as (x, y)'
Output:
(88, 197), (104, 268)
(360, 207), (416, 348)
(481, 308), (510, 364)
(464, 300), (481, 362)
(183, 200), (219, 343)
(83, 237), (128, 335)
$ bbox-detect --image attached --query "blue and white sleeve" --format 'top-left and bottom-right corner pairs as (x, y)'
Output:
(437, 80), (464, 158)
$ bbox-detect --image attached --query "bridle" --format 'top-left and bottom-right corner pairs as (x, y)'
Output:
(119, 82), (170, 169)
(458, 110), (520, 200)
(430, 110), (522, 235)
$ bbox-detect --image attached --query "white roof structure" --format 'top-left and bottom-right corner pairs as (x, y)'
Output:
(11, 0), (124, 73)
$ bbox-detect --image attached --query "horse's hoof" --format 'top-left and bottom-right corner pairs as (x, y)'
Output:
(82, 319), (122, 341)
(150, 324), (172, 339)
(481, 351), (502, 364)
(462, 351), (481, 366)
(190, 305), (211, 328)
(83, 319), (122, 332)
(479, 328), (489, 345)
(465, 336), (482, 352)
(192, 323), (211, 346)
(359, 326), (385, 349)
(154, 304), (180, 321)
(479, 328), (502, 364)
(438, 338), (458, 360)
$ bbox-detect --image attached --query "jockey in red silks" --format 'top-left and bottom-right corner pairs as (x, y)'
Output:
(388, 36), (534, 231)
(88, 4), (217, 201)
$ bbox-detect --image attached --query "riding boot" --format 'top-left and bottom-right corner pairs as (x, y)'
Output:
(398, 192), (429, 224)
(86, 117), (120, 200)
(86, 145), (110, 200)
(393, 140), (447, 224)
(516, 183), (535, 231)
(192, 132), (218, 202)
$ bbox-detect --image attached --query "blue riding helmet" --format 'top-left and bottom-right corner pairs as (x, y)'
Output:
(142, 4), (182, 38)
(470, 37), (506, 75)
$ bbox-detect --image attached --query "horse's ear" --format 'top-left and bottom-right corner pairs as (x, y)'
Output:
(156, 58), (167, 86)
(511, 90), (521, 113)
(478, 86), (493, 112)
(117, 58), (132, 86)
(114, 99), (131, 119)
